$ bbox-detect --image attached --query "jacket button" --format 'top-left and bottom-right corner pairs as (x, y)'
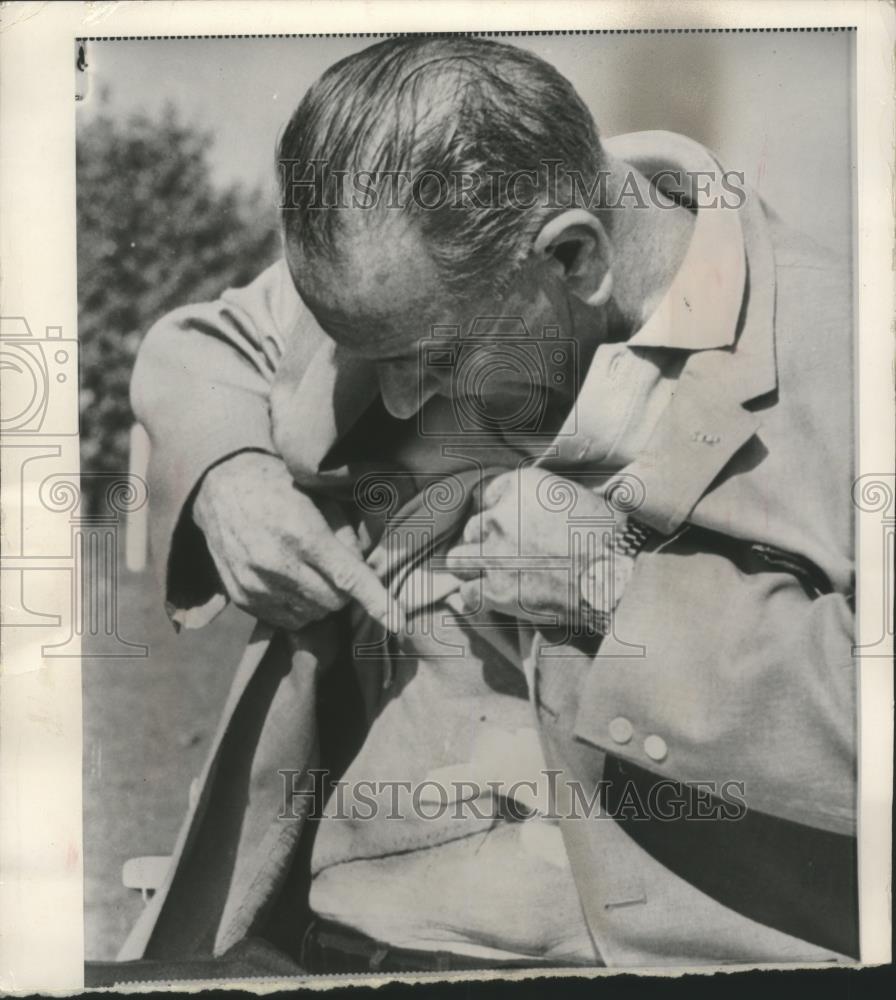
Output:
(644, 734), (668, 762)
(609, 717), (633, 744)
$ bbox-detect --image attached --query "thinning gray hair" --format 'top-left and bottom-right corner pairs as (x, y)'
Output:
(278, 36), (604, 297)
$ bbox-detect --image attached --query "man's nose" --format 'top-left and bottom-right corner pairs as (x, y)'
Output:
(377, 360), (437, 419)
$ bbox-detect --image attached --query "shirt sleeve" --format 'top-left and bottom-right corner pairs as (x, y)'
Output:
(129, 257), (323, 626)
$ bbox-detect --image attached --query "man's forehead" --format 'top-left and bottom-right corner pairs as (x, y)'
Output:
(291, 217), (463, 356)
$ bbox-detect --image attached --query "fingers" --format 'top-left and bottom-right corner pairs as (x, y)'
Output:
(282, 495), (403, 631)
(442, 542), (485, 579)
(199, 459), (403, 631)
(314, 534), (406, 633)
(481, 472), (515, 510)
(462, 515), (485, 544)
(459, 578), (483, 613)
(319, 498), (366, 557)
(225, 557), (342, 627)
(331, 520), (365, 558)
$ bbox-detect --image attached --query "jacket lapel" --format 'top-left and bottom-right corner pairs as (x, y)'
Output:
(611, 191), (778, 536)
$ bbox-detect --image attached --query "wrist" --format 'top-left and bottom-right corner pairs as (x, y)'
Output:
(192, 448), (282, 529)
(578, 518), (652, 634)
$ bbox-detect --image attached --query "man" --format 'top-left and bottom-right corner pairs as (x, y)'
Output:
(121, 37), (856, 972)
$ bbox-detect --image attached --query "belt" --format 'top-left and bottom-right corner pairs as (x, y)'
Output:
(682, 523), (836, 598)
(603, 755), (859, 958)
(300, 918), (569, 974)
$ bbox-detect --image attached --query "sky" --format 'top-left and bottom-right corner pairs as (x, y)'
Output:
(76, 31), (855, 252)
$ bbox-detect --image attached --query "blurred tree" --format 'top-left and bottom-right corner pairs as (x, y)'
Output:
(76, 100), (281, 511)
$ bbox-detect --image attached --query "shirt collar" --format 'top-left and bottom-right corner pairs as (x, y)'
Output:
(602, 130), (747, 352)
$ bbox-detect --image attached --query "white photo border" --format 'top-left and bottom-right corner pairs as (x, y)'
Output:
(0, 1), (892, 991)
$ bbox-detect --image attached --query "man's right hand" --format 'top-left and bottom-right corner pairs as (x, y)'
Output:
(192, 450), (404, 633)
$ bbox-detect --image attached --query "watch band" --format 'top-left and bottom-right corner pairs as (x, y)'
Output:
(578, 517), (653, 635)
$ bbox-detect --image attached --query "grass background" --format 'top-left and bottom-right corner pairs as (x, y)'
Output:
(79, 30), (854, 961)
(83, 564), (253, 960)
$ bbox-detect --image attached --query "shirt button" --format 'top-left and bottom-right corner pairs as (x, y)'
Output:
(644, 734), (668, 763)
(608, 717), (633, 745)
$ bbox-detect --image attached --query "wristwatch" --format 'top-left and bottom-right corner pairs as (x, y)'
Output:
(578, 518), (652, 635)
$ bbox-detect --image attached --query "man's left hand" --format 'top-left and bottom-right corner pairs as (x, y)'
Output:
(443, 468), (616, 625)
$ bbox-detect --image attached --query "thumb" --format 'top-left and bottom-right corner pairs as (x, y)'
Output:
(441, 543), (484, 580)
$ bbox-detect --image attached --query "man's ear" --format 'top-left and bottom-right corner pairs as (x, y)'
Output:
(533, 209), (613, 307)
